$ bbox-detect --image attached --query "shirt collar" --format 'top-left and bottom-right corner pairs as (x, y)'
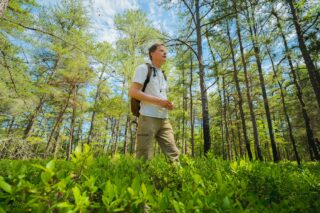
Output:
(151, 63), (161, 70)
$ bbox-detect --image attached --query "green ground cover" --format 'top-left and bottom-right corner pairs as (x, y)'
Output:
(0, 145), (319, 212)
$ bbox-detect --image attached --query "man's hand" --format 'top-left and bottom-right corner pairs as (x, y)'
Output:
(129, 83), (174, 110)
(159, 99), (174, 110)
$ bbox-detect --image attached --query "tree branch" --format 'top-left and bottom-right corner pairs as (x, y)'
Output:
(200, 11), (238, 28)
(200, 3), (215, 21)
(1, 17), (109, 67)
(181, 0), (197, 26)
(303, 12), (320, 35)
(165, 37), (200, 63)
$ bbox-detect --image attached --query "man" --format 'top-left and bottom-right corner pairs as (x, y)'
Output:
(128, 43), (180, 163)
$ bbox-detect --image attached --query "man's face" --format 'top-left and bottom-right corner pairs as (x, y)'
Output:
(151, 45), (167, 64)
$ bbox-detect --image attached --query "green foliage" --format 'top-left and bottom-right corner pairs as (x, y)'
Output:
(0, 146), (319, 212)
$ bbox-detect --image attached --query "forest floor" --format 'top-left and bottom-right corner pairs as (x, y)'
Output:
(0, 145), (320, 212)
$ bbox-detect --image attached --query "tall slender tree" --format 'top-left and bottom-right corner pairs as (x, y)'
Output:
(287, 0), (320, 107)
(245, 0), (279, 162)
(226, 20), (253, 161)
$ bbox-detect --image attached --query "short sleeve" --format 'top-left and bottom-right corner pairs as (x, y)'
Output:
(132, 64), (148, 85)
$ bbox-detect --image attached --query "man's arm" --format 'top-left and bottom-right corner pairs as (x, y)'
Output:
(129, 82), (174, 110)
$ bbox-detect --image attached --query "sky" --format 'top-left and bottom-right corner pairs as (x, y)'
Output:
(37, 0), (178, 43)
(37, 0), (179, 44)
(86, 0), (179, 43)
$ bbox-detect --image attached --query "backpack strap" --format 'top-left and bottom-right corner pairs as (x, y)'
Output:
(162, 70), (167, 81)
(146, 62), (167, 81)
(142, 63), (153, 92)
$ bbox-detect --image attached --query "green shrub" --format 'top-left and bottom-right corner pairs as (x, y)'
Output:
(0, 145), (319, 212)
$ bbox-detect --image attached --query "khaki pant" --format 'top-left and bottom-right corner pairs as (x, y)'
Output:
(136, 115), (180, 162)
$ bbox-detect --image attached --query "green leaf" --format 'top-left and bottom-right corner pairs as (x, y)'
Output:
(223, 196), (230, 209)
(141, 183), (147, 196)
(56, 202), (74, 208)
(131, 177), (141, 193)
(46, 160), (55, 172)
(192, 173), (204, 187)
(127, 187), (135, 197)
(31, 164), (47, 171)
(41, 171), (53, 185)
(0, 206), (6, 213)
(171, 200), (185, 213)
(72, 186), (90, 210)
(0, 176), (12, 194)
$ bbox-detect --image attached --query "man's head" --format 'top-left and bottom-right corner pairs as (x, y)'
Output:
(148, 43), (167, 65)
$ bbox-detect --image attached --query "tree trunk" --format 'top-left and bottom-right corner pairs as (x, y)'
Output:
(226, 20), (253, 161)
(107, 118), (116, 155)
(266, 46), (301, 165)
(6, 116), (15, 137)
(112, 119), (120, 155)
(235, 108), (243, 158)
(87, 68), (105, 144)
(287, 0), (320, 107)
(104, 118), (109, 152)
(189, 53), (195, 157)
(53, 123), (63, 158)
(273, 11), (319, 161)
(195, 0), (211, 154)
(246, 1), (279, 162)
(222, 75), (230, 160)
(67, 85), (77, 160)
(46, 90), (72, 154)
(217, 77), (225, 159)
(123, 115), (130, 154)
(205, 34), (226, 159)
(23, 97), (45, 138)
(234, 5), (262, 161)
(23, 57), (60, 139)
(75, 119), (83, 148)
(182, 65), (186, 155)
(111, 80), (126, 155)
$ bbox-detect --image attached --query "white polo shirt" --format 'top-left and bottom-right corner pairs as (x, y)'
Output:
(132, 63), (168, 119)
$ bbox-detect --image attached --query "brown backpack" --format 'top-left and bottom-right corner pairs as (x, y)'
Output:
(130, 63), (153, 117)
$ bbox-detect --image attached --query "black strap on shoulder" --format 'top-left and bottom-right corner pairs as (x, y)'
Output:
(142, 63), (153, 92)
(162, 70), (167, 81)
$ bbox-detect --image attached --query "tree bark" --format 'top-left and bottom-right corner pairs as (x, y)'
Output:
(266, 47), (300, 165)
(226, 20), (253, 161)
(273, 10), (319, 161)
(287, 0), (320, 107)
(217, 77), (225, 159)
(235, 108), (243, 158)
(6, 116), (15, 137)
(23, 57), (60, 138)
(112, 119), (120, 155)
(75, 119), (83, 148)
(123, 115), (130, 154)
(189, 52), (195, 157)
(52, 121), (64, 158)
(23, 97), (45, 139)
(46, 89), (72, 154)
(226, 91), (234, 161)
(234, 5), (263, 161)
(222, 75), (230, 160)
(246, 1), (279, 162)
(67, 85), (77, 160)
(195, 0), (211, 154)
(182, 65), (187, 155)
(87, 68), (106, 144)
